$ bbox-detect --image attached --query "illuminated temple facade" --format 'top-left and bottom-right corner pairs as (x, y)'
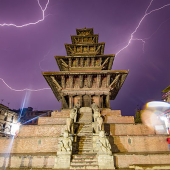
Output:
(0, 28), (170, 169)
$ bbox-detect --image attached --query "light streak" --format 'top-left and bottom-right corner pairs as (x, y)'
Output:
(0, 0), (50, 28)
(18, 92), (29, 121)
(0, 78), (50, 92)
(22, 113), (47, 124)
(116, 0), (170, 56)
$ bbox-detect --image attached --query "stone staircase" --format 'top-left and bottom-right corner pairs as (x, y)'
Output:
(70, 154), (98, 169)
(71, 107), (98, 169)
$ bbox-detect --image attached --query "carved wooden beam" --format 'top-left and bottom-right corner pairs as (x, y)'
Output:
(60, 59), (68, 68)
(92, 36), (96, 43)
(101, 57), (109, 69)
(109, 74), (121, 90)
(61, 76), (65, 89)
(68, 46), (74, 54)
(50, 76), (62, 91)
(96, 45), (101, 54)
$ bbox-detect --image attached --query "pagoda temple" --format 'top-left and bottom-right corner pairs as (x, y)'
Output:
(42, 27), (128, 109)
(0, 28), (170, 170)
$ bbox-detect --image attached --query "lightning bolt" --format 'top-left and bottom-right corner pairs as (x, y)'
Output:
(0, 0), (50, 27)
(0, 78), (50, 92)
(116, 0), (170, 56)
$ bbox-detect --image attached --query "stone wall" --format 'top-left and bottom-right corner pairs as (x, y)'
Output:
(114, 153), (170, 168)
(19, 125), (66, 137)
(51, 110), (70, 117)
(0, 155), (56, 169)
(101, 109), (121, 116)
(103, 116), (134, 123)
(38, 117), (67, 125)
(0, 137), (58, 153)
(104, 123), (155, 136)
(111, 135), (169, 153)
(0, 153), (170, 169)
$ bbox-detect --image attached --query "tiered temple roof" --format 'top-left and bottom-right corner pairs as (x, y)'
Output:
(43, 28), (129, 109)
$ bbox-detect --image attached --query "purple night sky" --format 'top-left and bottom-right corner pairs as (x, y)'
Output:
(0, 0), (170, 116)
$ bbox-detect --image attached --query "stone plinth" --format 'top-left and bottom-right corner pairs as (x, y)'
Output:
(98, 154), (115, 169)
(54, 153), (71, 169)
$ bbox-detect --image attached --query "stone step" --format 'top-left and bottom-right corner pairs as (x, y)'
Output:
(78, 146), (92, 149)
(78, 129), (92, 130)
(78, 130), (92, 132)
(78, 134), (93, 136)
(77, 137), (92, 139)
(78, 142), (92, 145)
(70, 165), (99, 169)
(78, 140), (92, 142)
(72, 154), (96, 158)
(71, 161), (98, 166)
(72, 158), (97, 162)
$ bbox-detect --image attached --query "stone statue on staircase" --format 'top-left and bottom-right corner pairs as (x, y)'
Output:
(70, 108), (77, 122)
(58, 130), (72, 153)
(66, 118), (74, 134)
(97, 116), (103, 131)
(96, 130), (112, 155)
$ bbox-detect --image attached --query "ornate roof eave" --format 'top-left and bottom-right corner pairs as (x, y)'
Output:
(54, 54), (115, 71)
(65, 43), (105, 56)
(110, 73), (128, 100)
(76, 28), (94, 35)
(42, 70), (128, 76)
(71, 34), (99, 44)
(55, 54), (115, 58)
(43, 75), (63, 101)
(64, 42), (105, 48)
(42, 70), (129, 101)
(162, 85), (170, 93)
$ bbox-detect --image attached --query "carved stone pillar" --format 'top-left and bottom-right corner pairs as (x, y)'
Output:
(87, 58), (90, 67)
(61, 76), (65, 89)
(89, 95), (92, 107)
(99, 57), (102, 66)
(69, 75), (73, 88)
(98, 95), (101, 108)
(61, 96), (65, 109)
(80, 58), (84, 67)
(91, 57), (95, 67)
(87, 75), (92, 88)
(76, 58), (79, 67)
(80, 95), (82, 107)
(68, 58), (72, 67)
(79, 75), (83, 88)
(97, 74), (101, 88)
(69, 95), (73, 109)
(106, 95), (110, 108)
(106, 74), (110, 87)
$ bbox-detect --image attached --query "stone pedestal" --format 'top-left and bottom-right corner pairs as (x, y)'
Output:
(98, 154), (115, 169)
(53, 152), (71, 169)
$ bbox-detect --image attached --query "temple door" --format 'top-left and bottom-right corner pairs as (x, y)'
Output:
(82, 95), (91, 107)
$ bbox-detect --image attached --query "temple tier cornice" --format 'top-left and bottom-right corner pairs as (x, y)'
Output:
(42, 70), (129, 102)
(65, 43), (105, 56)
(71, 34), (99, 44)
(54, 54), (115, 71)
(43, 27), (129, 108)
